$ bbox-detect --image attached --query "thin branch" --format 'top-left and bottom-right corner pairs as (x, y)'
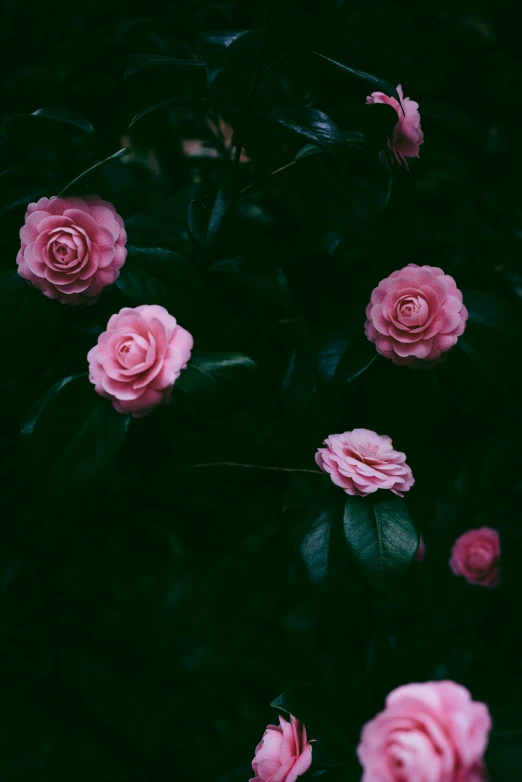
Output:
(179, 462), (326, 476)
(240, 160), (297, 196)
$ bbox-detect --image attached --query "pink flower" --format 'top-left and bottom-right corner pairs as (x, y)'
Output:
(16, 195), (127, 305)
(357, 681), (492, 782)
(450, 527), (501, 588)
(315, 428), (414, 498)
(250, 715), (313, 782)
(87, 305), (193, 418)
(366, 84), (424, 166)
(415, 535), (426, 562)
(365, 263), (468, 367)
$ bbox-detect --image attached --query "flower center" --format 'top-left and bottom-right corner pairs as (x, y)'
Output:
(395, 294), (429, 328)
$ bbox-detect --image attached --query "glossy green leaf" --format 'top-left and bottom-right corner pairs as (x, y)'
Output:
(174, 351), (259, 415)
(300, 496), (334, 586)
(314, 306), (377, 387)
(343, 495), (419, 584)
(207, 255), (294, 312)
(115, 246), (206, 323)
(197, 29), (264, 67)
(258, 108), (344, 163)
(188, 182), (235, 245)
(124, 54), (204, 79)
(31, 108), (95, 135)
(462, 289), (521, 332)
(281, 341), (317, 414)
(21, 375), (130, 495)
(0, 271), (59, 382)
(58, 148), (130, 196)
(295, 143), (323, 160)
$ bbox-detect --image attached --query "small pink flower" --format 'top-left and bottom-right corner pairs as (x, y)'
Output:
(87, 305), (193, 418)
(357, 681), (492, 782)
(415, 535), (426, 562)
(16, 195), (127, 305)
(365, 263), (468, 367)
(366, 84), (424, 167)
(450, 527), (501, 588)
(315, 428), (414, 498)
(250, 715), (313, 782)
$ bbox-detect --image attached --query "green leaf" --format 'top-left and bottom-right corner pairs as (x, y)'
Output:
(314, 306), (376, 387)
(207, 255), (294, 312)
(0, 271), (59, 382)
(173, 351), (259, 415)
(263, 50), (401, 104)
(115, 246), (206, 324)
(295, 143), (324, 160)
(31, 108), (95, 135)
(300, 495), (334, 586)
(188, 182), (235, 245)
(124, 54), (205, 79)
(258, 108), (344, 163)
(128, 97), (200, 128)
(58, 148), (130, 196)
(281, 340), (317, 414)
(21, 375), (130, 496)
(462, 289), (521, 332)
(197, 29), (264, 81)
(343, 495), (418, 585)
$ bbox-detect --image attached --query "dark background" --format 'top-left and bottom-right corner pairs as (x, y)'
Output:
(1, 0), (522, 780)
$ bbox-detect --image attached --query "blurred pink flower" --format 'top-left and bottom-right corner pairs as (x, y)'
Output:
(17, 195), (127, 305)
(366, 84), (424, 167)
(357, 680), (492, 782)
(415, 535), (426, 562)
(450, 527), (501, 588)
(315, 428), (414, 497)
(365, 263), (468, 367)
(250, 715), (312, 782)
(88, 305), (193, 418)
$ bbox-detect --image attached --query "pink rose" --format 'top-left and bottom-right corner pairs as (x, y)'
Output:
(250, 715), (313, 782)
(366, 84), (424, 167)
(315, 428), (414, 498)
(87, 305), (193, 417)
(450, 527), (501, 588)
(357, 681), (492, 782)
(16, 195), (127, 305)
(365, 263), (468, 367)
(415, 535), (426, 562)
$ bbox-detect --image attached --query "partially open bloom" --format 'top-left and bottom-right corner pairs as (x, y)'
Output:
(315, 428), (414, 497)
(250, 715), (312, 782)
(450, 527), (501, 588)
(88, 305), (193, 417)
(16, 195), (127, 304)
(365, 263), (468, 367)
(366, 84), (424, 166)
(357, 681), (492, 782)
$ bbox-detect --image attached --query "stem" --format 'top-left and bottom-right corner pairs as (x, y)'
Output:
(240, 160), (296, 196)
(179, 462), (325, 476)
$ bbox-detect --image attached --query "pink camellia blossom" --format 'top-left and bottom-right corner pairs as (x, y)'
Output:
(87, 305), (193, 418)
(366, 84), (424, 167)
(315, 428), (414, 498)
(250, 715), (313, 782)
(415, 535), (426, 562)
(16, 195), (127, 305)
(357, 681), (492, 782)
(450, 527), (501, 588)
(365, 263), (468, 367)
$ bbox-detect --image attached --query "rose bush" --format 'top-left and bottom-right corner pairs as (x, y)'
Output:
(450, 527), (501, 588)
(250, 715), (312, 782)
(16, 195), (127, 304)
(364, 263), (468, 366)
(315, 428), (414, 497)
(87, 304), (193, 417)
(357, 681), (492, 782)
